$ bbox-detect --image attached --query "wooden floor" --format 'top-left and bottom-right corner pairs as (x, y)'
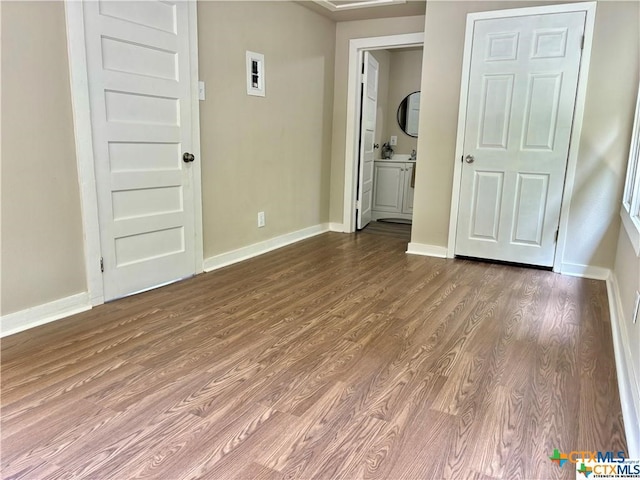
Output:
(360, 220), (412, 242)
(1, 232), (627, 479)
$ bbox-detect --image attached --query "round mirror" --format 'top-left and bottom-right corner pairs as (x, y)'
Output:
(397, 91), (420, 138)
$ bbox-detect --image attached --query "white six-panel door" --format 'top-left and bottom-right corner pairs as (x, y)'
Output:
(455, 11), (585, 266)
(357, 52), (379, 230)
(83, 1), (198, 300)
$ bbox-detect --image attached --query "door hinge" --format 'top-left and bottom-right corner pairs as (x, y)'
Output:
(461, 155), (464, 163)
(100, 257), (104, 273)
(554, 230), (559, 243)
(356, 199), (361, 209)
(580, 35), (585, 50)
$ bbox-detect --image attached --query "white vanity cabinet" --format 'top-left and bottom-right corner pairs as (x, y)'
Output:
(372, 160), (415, 220)
(402, 162), (415, 214)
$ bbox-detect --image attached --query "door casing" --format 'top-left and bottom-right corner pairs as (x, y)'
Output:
(342, 32), (425, 234)
(65, 0), (204, 306)
(447, 1), (597, 273)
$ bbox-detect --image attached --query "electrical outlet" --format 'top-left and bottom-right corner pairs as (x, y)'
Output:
(390, 136), (398, 146)
(257, 211), (265, 228)
(633, 291), (640, 324)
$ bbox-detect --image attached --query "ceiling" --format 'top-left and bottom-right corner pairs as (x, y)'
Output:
(296, 0), (426, 22)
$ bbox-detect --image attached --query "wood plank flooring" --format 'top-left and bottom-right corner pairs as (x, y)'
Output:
(360, 221), (412, 242)
(1, 232), (627, 479)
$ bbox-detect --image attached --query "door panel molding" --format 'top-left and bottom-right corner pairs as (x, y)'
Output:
(447, 1), (597, 273)
(65, 0), (203, 306)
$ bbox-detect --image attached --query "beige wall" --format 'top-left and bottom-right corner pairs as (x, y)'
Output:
(198, 1), (335, 256)
(1, 1), (87, 315)
(384, 48), (422, 156)
(610, 0), (640, 440)
(563, 1), (640, 268)
(329, 15), (425, 224)
(411, 1), (640, 273)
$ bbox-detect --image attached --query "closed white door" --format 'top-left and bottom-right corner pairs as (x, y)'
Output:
(84, 1), (199, 300)
(455, 11), (585, 266)
(357, 52), (379, 229)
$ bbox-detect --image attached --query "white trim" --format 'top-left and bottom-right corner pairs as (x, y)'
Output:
(446, 2), (598, 270)
(1, 293), (91, 338)
(406, 242), (448, 258)
(65, 1), (104, 306)
(606, 274), (640, 457)
(203, 224), (330, 272)
(553, 2), (597, 273)
(622, 82), (640, 215)
(559, 263), (610, 281)
(621, 207), (640, 256)
(620, 81), (640, 257)
(446, 3), (476, 259)
(342, 32), (424, 234)
(64, 1), (205, 300)
(188, 1), (204, 274)
(313, 0), (406, 13)
(329, 222), (345, 232)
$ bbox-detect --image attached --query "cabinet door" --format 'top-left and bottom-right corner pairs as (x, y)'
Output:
(373, 162), (404, 213)
(402, 163), (415, 214)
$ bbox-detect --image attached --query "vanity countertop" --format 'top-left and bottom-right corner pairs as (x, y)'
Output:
(375, 154), (415, 163)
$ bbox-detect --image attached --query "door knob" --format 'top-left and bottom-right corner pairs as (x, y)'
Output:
(465, 154), (475, 164)
(183, 152), (195, 163)
(373, 143), (380, 149)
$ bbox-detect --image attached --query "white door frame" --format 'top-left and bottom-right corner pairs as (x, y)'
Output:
(342, 32), (424, 233)
(64, 1), (204, 306)
(447, 2), (597, 273)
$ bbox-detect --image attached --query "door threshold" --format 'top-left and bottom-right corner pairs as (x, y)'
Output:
(455, 255), (553, 271)
(106, 275), (195, 303)
(377, 218), (412, 225)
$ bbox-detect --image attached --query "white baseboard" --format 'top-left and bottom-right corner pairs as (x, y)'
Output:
(329, 222), (345, 233)
(1, 292), (92, 338)
(559, 262), (611, 280)
(406, 242), (448, 258)
(203, 223), (330, 272)
(606, 273), (640, 458)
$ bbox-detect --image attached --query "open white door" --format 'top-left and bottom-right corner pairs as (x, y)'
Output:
(83, 1), (200, 300)
(356, 52), (379, 230)
(455, 11), (585, 266)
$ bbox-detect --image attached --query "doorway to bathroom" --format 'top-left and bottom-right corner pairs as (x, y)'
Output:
(341, 32), (424, 245)
(365, 46), (422, 233)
